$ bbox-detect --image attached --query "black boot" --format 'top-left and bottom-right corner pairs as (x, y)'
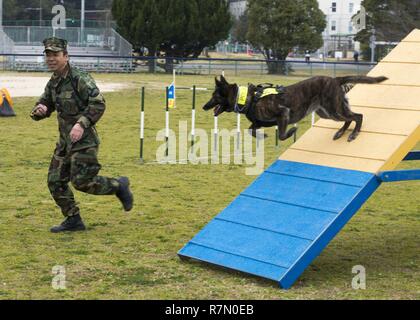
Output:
(50, 214), (86, 233)
(116, 176), (133, 212)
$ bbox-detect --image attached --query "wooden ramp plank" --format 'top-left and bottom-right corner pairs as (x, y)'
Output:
(282, 125), (420, 173)
(180, 243), (288, 281)
(347, 85), (420, 111)
(190, 219), (312, 269)
(402, 29), (420, 42)
(217, 196), (336, 241)
(381, 42), (420, 64)
(367, 63), (420, 86)
(242, 171), (363, 213)
(280, 149), (385, 173)
(178, 160), (379, 288)
(266, 160), (374, 186)
(315, 107), (420, 136)
(288, 126), (405, 160)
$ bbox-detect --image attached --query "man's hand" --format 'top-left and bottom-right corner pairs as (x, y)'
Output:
(32, 104), (48, 117)
(70, 123), (85, 143)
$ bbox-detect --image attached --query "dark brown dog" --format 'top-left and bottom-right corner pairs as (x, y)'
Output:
(203, 75), (388, 142)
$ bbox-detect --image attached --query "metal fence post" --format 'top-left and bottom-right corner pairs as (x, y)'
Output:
(235, 60), (238, 76)
(208, 60), (211, 75)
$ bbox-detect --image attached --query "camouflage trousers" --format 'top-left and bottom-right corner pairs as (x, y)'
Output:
(47, 146), (120, 217)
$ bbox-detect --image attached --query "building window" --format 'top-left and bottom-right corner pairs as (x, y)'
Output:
(332, 2), (337, 12)
(349, 21), (353, 33)
(331, 20), (336, 32)
(349, 3), (354, 13)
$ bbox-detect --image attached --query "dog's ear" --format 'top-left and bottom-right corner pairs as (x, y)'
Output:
(215, 76), (222, 86)
(220, 75), (229, 86)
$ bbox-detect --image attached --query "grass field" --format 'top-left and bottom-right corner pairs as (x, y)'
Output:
(0, 72), (418, 299)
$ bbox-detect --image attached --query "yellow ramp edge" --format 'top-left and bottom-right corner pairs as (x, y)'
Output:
(280, 29), (420, 173)
(380, 125), (420, 171)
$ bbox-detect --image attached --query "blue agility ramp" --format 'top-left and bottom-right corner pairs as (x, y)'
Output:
(179, 29), (420, 288)
(178, 160), (382, 289)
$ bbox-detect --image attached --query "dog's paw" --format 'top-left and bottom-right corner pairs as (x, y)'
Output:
(347, 133), (359, 142)
(333, 131), (345, 140)
(285, 127), (298, 139)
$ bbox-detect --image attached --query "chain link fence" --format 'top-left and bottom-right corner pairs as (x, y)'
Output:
(0, 53), (376, 76)
(2, 26), (132, 56)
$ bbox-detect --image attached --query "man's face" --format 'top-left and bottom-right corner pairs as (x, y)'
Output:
(45, 51), (68, 73)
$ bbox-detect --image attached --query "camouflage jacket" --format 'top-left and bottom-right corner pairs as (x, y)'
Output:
(31, 64), (105, 153)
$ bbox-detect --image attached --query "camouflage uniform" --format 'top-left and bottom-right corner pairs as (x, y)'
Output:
(31, 38), (120, 218)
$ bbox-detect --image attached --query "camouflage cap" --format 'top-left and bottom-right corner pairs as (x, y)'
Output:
(43, 37), (68, 52)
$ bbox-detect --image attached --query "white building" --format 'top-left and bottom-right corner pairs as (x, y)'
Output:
(229, 1), (361, 34)
(229, 0), (247, 19)
(318, 0), (362, 57)
(228, 0), (362, 57)
(318, 0), (362, 37)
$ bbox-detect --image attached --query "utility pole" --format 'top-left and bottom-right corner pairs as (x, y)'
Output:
(0, 0), (3, 30)
(370, 28), (376, 63)
(81, 0), (85, 44)
(39, 0), (42, 26)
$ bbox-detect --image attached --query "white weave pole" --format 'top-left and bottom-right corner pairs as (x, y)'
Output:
(213, 70), (225, 155)
(165, 87), (170, 158)
(214, 115), (218, 154)
(139, 87), (145, 163)
(191, 85), (196, 153)
(312, 112), (315, 126)
(236, 110), (241, 151)
(173, 68), (176, 108)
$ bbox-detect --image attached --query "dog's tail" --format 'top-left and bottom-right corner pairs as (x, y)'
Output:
(336, 76), (388, 85)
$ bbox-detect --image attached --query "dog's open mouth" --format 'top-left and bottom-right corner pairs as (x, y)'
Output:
(214, 105), (223, 117)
